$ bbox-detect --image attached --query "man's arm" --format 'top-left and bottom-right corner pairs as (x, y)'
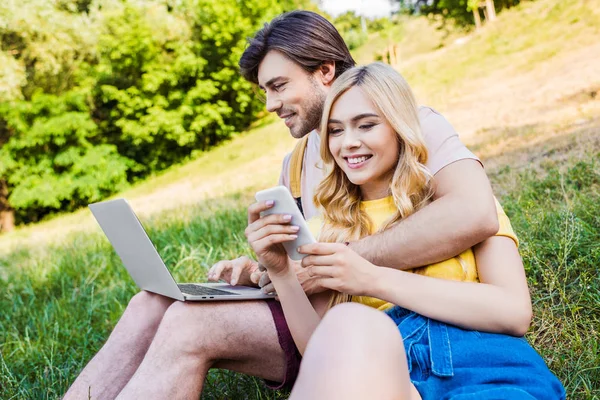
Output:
(350, 159), (499, 269)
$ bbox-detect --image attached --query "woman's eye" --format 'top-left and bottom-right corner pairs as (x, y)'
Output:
(328, 128), (343, 135)
(359, 123), (376, 130)
(273, 83), (286, 91)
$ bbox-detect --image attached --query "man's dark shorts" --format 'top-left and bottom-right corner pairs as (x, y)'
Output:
(264, 300), (302, 390)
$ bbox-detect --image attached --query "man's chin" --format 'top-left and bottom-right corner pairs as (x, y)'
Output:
(289, 126), (310, 139)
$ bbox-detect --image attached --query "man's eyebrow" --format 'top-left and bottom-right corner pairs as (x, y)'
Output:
(258, 76), (286, 90)
(328, 113), (379, 124)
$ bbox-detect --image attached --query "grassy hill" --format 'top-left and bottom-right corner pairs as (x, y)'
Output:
(1, 0), (599, 398)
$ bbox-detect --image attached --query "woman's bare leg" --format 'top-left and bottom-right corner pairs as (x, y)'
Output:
(289, 303), (420, 400)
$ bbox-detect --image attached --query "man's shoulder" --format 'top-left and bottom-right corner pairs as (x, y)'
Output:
(417, 106), (456, 138)
(418, 105), (444, 123)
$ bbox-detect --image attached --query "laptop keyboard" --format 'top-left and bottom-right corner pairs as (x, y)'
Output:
(178, 284), (239, 296)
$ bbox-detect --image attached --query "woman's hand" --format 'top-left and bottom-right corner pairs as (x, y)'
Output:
(298, 243), (378, 297)
(245, 200), (298, 277)
(207, 256), (260, 287)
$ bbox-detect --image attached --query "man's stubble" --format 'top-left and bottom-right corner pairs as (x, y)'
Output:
(290, 77), (327, 139)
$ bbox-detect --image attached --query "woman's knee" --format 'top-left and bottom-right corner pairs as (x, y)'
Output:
(314, 303), (404, 356)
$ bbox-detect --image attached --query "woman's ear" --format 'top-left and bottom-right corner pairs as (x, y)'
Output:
(317, 61), (336, 87)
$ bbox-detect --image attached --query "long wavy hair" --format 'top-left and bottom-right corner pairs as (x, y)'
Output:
(314, 63), (434, 308)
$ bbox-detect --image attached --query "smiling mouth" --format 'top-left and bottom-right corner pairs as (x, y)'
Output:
(280, 113), (296, 126)
(344, 155), (372, 169)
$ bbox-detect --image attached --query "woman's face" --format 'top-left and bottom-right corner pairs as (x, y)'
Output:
(327, 86), (400, 201)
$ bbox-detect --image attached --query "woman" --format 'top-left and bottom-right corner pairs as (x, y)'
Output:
(245, 63), (565, 399)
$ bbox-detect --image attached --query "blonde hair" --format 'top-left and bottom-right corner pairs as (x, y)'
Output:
(314, 63), (434, 308)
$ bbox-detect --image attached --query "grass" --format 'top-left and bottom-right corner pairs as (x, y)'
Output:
(1, 122), (598, 399)
(398, 0), (600, 104)
(2, 0), (600, 398)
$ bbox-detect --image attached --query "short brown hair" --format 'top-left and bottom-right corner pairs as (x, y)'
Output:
(239, 11), (356, 84)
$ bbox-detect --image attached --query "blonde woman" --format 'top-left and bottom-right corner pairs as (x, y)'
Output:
(246, 63), (565, 399)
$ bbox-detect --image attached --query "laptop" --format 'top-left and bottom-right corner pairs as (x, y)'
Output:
(89, 198), (275, 301)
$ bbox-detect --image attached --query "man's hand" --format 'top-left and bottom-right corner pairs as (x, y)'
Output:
(208, 256), (260, 287)
(257, 260), (327, 296)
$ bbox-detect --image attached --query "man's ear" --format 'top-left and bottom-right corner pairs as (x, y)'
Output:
(317, 61), (336, 87)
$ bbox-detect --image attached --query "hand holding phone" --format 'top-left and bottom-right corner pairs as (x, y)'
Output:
(255, 186), (317, 260)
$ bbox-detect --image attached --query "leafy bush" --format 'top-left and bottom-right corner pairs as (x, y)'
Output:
(0, 0), (310, 227)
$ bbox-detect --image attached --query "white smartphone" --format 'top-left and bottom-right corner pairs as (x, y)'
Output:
(255, 185), (317, 260)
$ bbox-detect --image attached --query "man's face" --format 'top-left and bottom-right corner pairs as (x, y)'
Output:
(257, 51), (328, 138)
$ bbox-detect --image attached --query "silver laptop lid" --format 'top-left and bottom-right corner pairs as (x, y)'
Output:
(89, 199), (184, 301)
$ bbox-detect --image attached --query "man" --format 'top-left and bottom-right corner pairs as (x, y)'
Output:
(65, 10), (498, 399)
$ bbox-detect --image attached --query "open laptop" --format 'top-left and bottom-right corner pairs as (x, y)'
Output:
(89, 198), (275, 301)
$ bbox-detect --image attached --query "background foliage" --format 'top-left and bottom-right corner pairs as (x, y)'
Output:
(0, 0), (316, 226)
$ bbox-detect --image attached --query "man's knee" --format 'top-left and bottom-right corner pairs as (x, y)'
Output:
(124, 291), (173, 322)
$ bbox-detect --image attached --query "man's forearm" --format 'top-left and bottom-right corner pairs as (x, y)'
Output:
(351, 191), (498, 269)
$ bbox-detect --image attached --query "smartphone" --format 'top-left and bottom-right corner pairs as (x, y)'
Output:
(255, 186), (317, 260)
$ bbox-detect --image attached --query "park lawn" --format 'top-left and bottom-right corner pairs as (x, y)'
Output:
(1, 115), (598, 399)
(1, 0), (600, 398)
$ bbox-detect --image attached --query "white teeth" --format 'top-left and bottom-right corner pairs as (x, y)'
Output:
(348, 156), (369, 164)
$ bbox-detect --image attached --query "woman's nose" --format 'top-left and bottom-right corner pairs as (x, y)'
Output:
(342, 130), (361, 149)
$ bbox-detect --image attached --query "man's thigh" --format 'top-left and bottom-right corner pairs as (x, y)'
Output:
(169, 299), (287, 383)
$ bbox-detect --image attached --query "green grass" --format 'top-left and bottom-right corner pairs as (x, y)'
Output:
(2, 0), (600, 398)
(1, 124), (599, 398)
(397, 0), (600, 104)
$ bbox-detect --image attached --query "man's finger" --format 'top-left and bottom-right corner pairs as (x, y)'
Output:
(261, 282), (276, 294)
(230, 264), (242, 286)
(259, 271), (272, 288)
(208, 261), (228, 281)
(250, 269), (262, 285)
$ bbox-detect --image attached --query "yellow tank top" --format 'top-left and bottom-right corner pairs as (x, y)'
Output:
(308, 197), (519, 311)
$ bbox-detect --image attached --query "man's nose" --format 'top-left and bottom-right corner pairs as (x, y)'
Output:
(265, 94), (282, 113)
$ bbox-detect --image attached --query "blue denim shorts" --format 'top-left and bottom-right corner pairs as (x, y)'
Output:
(385, 306), (566, 400)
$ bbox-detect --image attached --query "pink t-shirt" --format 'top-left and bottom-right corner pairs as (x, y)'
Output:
(278, 106), (481, 220)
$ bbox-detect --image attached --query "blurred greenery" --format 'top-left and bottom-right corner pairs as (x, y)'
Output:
(0, 0), (401, 229)
(0, 0), (313, 226)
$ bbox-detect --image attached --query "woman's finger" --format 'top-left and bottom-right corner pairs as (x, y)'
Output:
(318, 277), (343, 292)
(306, 265), (338, 279)
(297, 242), (344, 256)
(245, 213), (294, 238)
(246, 223), (299, 244)
(301, 254), (338, 268)
(253, 234), (298, 253)
(248, 201), (274, 225)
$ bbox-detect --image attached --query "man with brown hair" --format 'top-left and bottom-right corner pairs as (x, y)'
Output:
(65, 11), (498, 399)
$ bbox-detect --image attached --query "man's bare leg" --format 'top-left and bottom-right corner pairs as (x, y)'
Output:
(115, 299), (287, 399)
(289, 303), (420, 400)
(64, 291), (174, 400)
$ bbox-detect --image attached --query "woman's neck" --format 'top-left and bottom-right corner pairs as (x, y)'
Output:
(360, 183), (391, 201)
